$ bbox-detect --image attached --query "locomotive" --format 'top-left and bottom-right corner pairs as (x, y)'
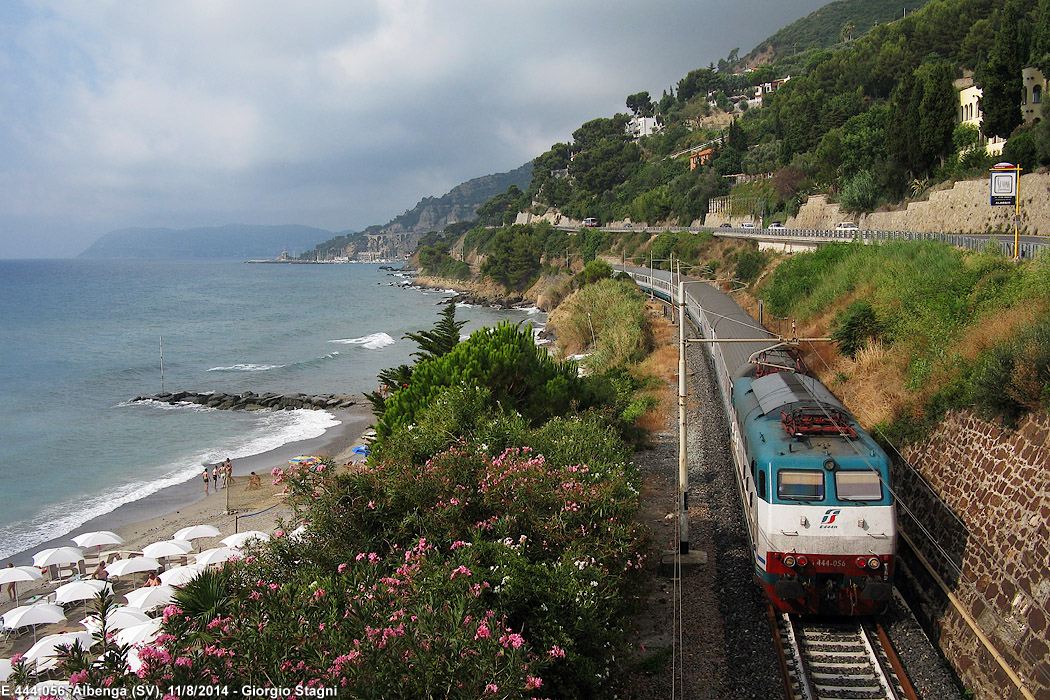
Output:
(621, 265), (896, 615)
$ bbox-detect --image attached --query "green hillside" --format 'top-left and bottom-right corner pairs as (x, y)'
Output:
(741, 0), (932, 70)
(451, 0), (1048, 235)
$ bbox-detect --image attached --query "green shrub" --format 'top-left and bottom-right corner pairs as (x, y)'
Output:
(376, 321), (582, 438)
(830, 300), (883, 358)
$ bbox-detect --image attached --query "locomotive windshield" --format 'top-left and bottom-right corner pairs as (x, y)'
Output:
(777, 470), (824, 500)
(834, 471), (883, 501)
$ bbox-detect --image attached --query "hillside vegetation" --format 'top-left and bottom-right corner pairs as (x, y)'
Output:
(756, 241), (1050, 447)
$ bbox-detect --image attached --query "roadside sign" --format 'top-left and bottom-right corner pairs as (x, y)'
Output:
(990, 163), (1018, 206)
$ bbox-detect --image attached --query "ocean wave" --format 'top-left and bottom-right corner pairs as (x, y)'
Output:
(0, 408), (339, 561)
(328, 332), (395, 350)
(207, 363), (285, 372)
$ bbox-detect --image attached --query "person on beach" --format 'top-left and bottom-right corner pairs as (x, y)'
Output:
(247, 472), (261, 491)
(5, 563), (15, 601)
(225, 457), (235, 487)
(212, 465), (219, 491)
(203, 468), (211, 495)
(92, 562), (108, 581)
(145, 571), (161, 587)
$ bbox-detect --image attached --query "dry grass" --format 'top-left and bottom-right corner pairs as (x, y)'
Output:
(953, 303), (1046, 362)
(634, 302), (678, 433)
(816, 341), (910, 428)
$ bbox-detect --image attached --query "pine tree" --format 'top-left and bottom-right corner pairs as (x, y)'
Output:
(405, 300), (466, 363)
(975, 0), (1029, 140)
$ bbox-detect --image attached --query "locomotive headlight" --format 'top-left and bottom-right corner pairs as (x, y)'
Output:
(783, 555), (797, 568)
(855, 556), (868, 569)
(796, 555), (808, 567)
(867, 557), (882, 570)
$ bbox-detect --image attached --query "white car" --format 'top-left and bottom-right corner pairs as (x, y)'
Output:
(741, 222), (757, 229)
(835, 221), (859, 231)
(767, 222), (785, 230)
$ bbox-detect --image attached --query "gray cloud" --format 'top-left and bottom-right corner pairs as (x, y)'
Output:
(0, 0), (827, 258)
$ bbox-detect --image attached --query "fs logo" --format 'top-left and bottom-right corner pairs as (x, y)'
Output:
(819, 509), (841, 528)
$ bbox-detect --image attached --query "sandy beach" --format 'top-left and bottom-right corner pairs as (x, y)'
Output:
(0, 402), (376, 661)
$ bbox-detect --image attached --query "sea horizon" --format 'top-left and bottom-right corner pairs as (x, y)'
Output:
(0, 259), (544, 563)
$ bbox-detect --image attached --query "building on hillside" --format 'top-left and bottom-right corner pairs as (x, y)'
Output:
(1022, 66), (1046, 123)
(626, 116), (662, 139)
(689, 148), (716, 170)
(750, 77), (791, 108)
(956, 68), (1046, 156)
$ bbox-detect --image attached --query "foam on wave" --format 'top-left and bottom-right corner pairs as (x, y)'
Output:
(328, 332), (395, 350)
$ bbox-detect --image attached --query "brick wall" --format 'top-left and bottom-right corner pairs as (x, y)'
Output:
(896, 409), (1050, 700)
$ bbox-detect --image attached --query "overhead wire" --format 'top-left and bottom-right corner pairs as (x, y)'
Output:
(634, 262), (1050, 693)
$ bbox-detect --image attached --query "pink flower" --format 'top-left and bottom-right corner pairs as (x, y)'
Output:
(313, 589), (325, 599)
(484, 684), (499, 694)
(548, 645), (566, 658)
(174, 656), (193, 668)
(159, 604), (182, 621)
(68, 669), (89, 685)
(274, 529), (285, 538)
(525, 676), (543, 690)
(450, 565), (472, 579)
(500, 633), (524, 649)
(367, 500), (376, 510)
(337, 563), (348, 573)
(474, 624), (490, 640)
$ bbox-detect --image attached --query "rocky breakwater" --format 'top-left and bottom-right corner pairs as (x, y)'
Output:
(133, 390), (360, 411)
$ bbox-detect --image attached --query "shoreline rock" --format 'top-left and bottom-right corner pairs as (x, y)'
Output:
(133, 390), (360, 411)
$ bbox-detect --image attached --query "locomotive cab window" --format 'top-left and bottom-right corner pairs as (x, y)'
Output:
(777, 470), (824, 501)
(835, 471), (882, 501)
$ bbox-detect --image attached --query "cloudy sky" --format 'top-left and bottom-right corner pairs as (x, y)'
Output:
(0, 0), (829, 258)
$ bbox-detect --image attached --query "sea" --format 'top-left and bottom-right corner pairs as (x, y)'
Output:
(0, 259), (544, 562)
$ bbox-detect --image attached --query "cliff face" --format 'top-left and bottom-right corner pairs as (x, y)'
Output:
(308, 163), (533, 260)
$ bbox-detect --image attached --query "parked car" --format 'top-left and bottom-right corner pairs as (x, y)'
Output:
(835, 221), (859, 231)
(741, 222), (757, 229)
(767, 222), (785, 229)
(720, 222), (732, 228)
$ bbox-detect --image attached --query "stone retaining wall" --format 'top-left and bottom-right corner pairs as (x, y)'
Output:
(788, 173), (1050, 235)
(896, 409), (1050, 700)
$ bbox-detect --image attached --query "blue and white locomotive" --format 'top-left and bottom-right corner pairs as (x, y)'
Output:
(621, 265), (896, 615)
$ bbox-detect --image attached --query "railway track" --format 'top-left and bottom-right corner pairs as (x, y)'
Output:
(769, 606), (920, 700)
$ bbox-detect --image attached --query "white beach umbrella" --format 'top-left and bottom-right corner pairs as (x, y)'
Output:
(2, 603), (65, 629)
(0, 565), (43, 605)
(194, 547), (237, 567)
(71, 530), (124, 548)
(24, 630), (94, 664)
(159, 564), (204, 587)
(124, 584), (174, 612)
(173, 524), (221, 541)
(54, 579), (110, 606)
(80, 606), (153, 634)
(115, 618), (162, 646)
(105, 557), (161, 578)
(1, 603), (66, 642)
(143, 539), (193, 559)
(32, 546), (84, 567)
(221, 530), (270, 549)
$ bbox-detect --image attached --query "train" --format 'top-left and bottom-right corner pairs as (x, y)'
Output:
(620, 265), (897, 616)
